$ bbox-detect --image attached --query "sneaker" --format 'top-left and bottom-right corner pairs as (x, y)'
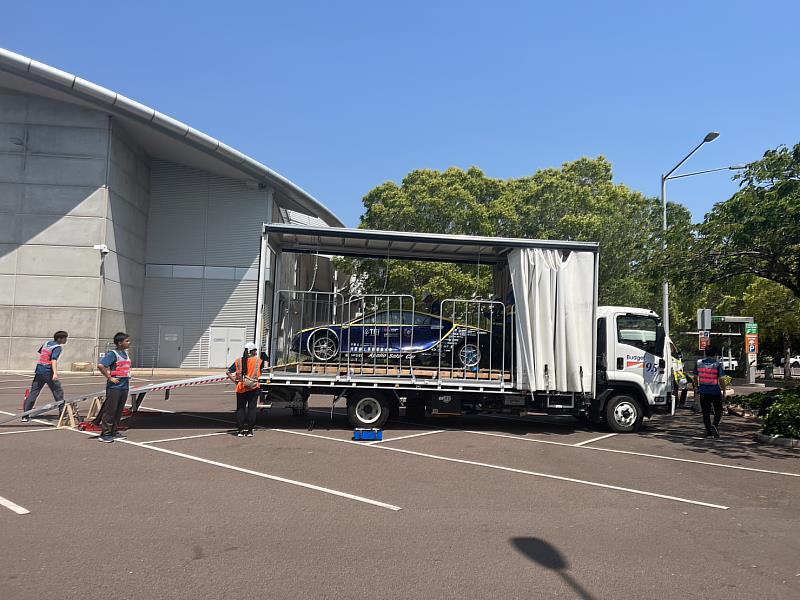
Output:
(21, 416), (30, 423)
(711, 424), (720, 439)
(98, 435), (115, 443)
(236, 430), (246, 437)
(245, 430), (254, 437)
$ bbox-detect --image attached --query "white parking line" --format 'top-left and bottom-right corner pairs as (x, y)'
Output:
(574, 433), (617, 446)
(0, 382), (107, 391)
(374, 444), (730, 510)
(304, 409), (800, 478)
(0, 410), (53, 427)
(9, 408), (402, 512)
(144, 432), (229, 444)
(138, 406), (235, 426)
(268, 427), (729, 510)
(0, 427), (61, 436)
(119, 440), (402, 511)
(368, 430), (446, 445)
(0, 495), (30, 515)
(462, 429), (800, 477)
(271, 428), (359, 445)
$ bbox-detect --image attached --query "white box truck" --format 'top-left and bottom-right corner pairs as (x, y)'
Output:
(259, 224), (673, 433)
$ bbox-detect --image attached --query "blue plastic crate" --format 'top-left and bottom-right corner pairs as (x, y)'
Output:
(353, 428), (383, 441)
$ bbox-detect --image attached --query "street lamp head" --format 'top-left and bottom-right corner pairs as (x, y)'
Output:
(729, 164), (747, 170)
(703, 132), (720, 143)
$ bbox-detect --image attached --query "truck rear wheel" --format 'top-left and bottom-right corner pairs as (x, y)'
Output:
(347, 393), (390, 429)
(604, 395), (643, 433)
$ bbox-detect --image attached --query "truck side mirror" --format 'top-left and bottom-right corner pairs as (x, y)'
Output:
(655, 325), (666, 355)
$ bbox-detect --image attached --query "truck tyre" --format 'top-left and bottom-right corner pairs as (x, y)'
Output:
(604, 395), (643, 433)
(347, 393), (390, 429)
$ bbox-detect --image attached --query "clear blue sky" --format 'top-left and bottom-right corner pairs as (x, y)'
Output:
(4, 1), (799, 226)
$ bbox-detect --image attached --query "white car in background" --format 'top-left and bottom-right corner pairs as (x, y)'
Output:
(780, 355), (800, 368)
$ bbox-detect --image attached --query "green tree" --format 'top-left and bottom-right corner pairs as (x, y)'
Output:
(690, 143), (800, 297)
(743, 278), (800, 364)
(353, 158), (683, 311)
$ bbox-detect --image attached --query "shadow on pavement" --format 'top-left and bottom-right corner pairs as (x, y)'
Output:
(641, 408), (798, 463)
(511, 536), (598, 600)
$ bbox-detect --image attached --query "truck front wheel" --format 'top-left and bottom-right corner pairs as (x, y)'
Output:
(347, 393), (391, 429)
(604, 395), (643, 433)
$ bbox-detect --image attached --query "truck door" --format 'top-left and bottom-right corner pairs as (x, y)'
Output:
(612, 313), (666, 406)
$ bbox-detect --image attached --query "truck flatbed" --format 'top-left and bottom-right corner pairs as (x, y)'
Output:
(266, 362), (512, 382)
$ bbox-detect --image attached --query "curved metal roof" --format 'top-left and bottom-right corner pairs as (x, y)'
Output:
(0, 47), (344, 227)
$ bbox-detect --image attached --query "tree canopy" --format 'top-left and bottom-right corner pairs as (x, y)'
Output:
(354, 157), (688, 310)
(689, 143), (800, 297)
(342, 144), (800, 360)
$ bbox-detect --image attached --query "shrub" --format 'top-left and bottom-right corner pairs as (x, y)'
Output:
(736, 390), (778, 414)
(763, 395), (800, 439)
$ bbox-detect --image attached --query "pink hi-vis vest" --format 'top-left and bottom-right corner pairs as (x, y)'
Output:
(37, 342), (60, 366)
(109, 350), (131, 378)
(697, 365), (720, 386)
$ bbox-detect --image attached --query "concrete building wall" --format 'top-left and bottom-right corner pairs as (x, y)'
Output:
(99, 121), (150, 357)
(0, 79), (335, 372)
(0, 86), (110, 369)
(141, 160), (269, 367)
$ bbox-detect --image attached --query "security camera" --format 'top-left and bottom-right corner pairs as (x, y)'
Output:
(93, 244), (110, 255)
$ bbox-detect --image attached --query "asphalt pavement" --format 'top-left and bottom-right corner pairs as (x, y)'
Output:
(1, 372), (798, 599)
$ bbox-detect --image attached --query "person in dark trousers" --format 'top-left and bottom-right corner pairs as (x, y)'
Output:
(695, 354), (725, 438)
(96, 332), (132, 443)
(22, 331), (68, 422)
(226, 342), (264, 437)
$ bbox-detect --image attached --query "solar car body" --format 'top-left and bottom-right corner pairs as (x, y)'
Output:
(290, 309), (491, 368)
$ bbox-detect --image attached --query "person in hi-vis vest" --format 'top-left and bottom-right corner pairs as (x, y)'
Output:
(695, 355), (725, 438)
(226, 342), (265, 437)
(96, 332), (132, 443)
(22, 331), (68, 422)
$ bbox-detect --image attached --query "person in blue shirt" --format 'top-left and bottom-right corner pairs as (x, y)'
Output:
(22, 331), (68, 422)
(695, 355), (726, 438)
(96, 332), (132, 443)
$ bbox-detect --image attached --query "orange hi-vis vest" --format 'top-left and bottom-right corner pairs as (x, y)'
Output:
(235, 356), (262, 393)
(37, 342), (60, 366)
(697, 365), (720, 386)
(109, 350), (132, 378)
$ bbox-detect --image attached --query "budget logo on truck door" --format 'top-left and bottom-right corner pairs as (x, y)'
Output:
(614, 314), (666, 404)
(625, 355), (659, 374)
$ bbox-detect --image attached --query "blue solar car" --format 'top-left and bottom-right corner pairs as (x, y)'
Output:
(290, 309), (491, 368)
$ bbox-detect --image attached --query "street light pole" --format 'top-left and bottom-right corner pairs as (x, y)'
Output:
(661, 132), (719, 414)
(661, 131), (720, 340)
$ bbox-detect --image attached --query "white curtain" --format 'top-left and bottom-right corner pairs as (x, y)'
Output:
(508, 248), (595, 393)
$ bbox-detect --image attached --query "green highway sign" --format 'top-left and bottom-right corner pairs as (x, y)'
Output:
(745, 323), (758, 334)
(711, 316), (725, 322)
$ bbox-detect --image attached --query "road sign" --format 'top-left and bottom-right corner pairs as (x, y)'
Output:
(745, 333), (759, 354)
(699, 335), (711, 350)
(697, 309), (712, 330)
(745, 323), (758, 334)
